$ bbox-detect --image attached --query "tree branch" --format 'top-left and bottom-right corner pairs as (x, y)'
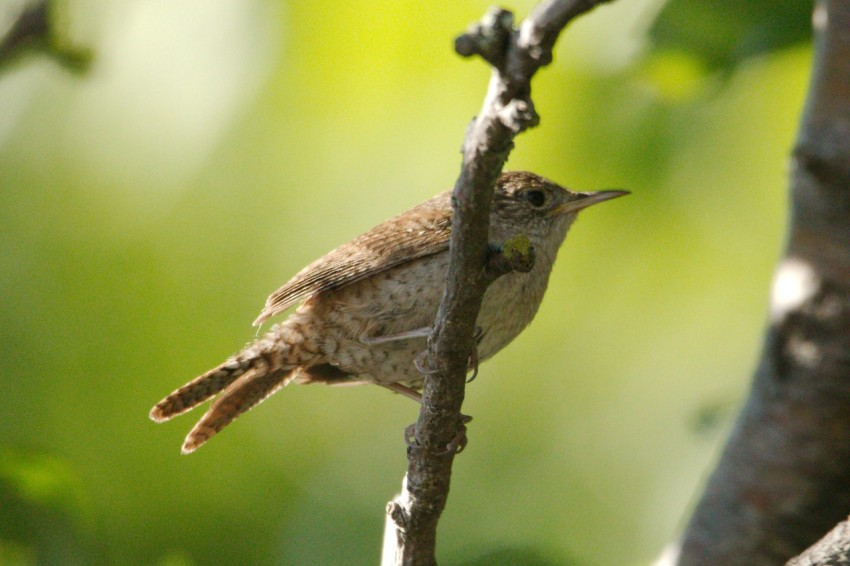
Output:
(383, 1), (613, 564)
(787, 517), (850, 565)
(677, 1), (850, 564)
(0, 0), (92, 73)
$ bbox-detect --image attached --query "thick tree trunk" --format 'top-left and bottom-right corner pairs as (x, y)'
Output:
(678, 2), (850, 564)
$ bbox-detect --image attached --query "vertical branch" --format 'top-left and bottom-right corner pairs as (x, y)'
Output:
(382, 1), (613, 564)
(678, 1), (850, 564)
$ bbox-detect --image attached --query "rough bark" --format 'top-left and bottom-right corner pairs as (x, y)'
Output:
(787, 517), (850, 565)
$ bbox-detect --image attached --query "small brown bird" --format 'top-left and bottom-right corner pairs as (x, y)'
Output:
(149, 171), (627, 453)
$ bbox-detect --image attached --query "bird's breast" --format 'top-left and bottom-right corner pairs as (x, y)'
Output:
(475, 261), (554, 360)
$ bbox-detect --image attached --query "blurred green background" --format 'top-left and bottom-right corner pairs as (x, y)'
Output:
(0, 0), (811, 564)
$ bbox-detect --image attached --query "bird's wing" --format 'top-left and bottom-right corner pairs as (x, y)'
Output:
(253, 192), (452, 325)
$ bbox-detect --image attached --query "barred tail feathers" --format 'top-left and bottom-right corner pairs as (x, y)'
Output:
(149, 321), (314, 424)
(150, 321), (321, 452)
(181, 367), (293, 454)
(149, 357), (252, 423)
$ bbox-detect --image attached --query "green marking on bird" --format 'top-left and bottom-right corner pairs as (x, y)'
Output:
(501, 235), (535, 273)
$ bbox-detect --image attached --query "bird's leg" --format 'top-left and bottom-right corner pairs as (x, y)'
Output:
(359, 327), (432, 345)
(400, 327), (482, 452)
(380, 382), (423, 403)
(384, 381), (473, 453)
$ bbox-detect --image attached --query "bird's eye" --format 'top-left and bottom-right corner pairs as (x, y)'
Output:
(524, 190), (546, 207)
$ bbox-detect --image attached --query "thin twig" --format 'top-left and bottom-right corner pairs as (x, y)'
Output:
(383, 1), (613, 564)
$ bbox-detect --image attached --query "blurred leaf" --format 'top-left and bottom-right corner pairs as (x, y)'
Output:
(0, 448), (92, 565)
(650, 0), (812, 72)
(0, 539), (35, 566)
(637, 49), (708, 102)
(157, 550), (195, 566)
(0, 448), (86, 514)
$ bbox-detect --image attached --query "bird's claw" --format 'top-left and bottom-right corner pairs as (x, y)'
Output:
(405, 414), (473, 454)
(414, 351), (440, 375)
(405, 423), (418, 448)
(445, 422), (469, 454)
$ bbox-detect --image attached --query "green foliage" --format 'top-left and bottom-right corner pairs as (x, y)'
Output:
(650, 0), (812, 72)
(0, 449), (92, 565)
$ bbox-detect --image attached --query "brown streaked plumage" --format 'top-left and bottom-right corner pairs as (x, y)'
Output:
(253, 194), (453, 326)
(149, 171), (627, 453)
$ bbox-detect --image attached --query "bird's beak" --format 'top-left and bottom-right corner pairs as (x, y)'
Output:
(550, 189), (629, 216)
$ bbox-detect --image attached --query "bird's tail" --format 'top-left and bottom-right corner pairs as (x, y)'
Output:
(180, 365), (292, 454)
(149, 357), (257, 423)
(149, 330), (308, 453)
